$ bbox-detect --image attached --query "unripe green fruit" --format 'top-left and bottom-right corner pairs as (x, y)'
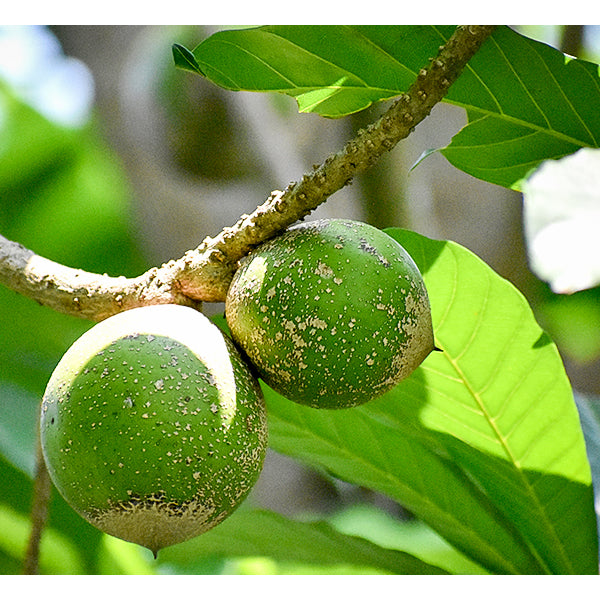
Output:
(40, 304), (268, 556)
(225, 219), (434, 409)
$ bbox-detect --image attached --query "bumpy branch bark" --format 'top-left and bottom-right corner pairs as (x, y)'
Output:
(0, 25), (496, 320)
(0, 236), (203, 322)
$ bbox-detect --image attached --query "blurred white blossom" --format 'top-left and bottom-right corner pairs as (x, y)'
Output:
(523, 148), (600, 294)
(0, 25), (94, 127)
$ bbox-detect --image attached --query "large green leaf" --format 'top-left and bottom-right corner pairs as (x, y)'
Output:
(157, 507), (449, 574)
(173, 25), (449, 116)
(441, 28), (600, 189)
(175, 25), (600, 189)
(262, 229), (598, 574)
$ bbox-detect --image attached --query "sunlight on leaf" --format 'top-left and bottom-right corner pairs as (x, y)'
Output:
(329, 503), (487, 574)
(97, 534), (156, 575)
(263, 229), (598, 574)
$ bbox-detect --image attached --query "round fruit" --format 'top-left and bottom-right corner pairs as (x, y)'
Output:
(225, 219), (434, 409)
(40, 304), (268, 556)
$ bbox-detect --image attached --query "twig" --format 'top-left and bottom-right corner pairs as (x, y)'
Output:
(22, 434), (51, 574)
(1, 25), (495, 317)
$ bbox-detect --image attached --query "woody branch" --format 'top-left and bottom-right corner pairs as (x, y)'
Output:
(0, 25), (495, 322)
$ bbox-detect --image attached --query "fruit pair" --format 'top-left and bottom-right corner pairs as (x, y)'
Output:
(40, 219), (434, 554)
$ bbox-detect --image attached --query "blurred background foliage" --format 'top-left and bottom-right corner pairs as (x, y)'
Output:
(1, 25), (599, 574)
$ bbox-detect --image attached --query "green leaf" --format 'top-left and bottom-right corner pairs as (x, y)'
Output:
(536, 288), (600, 364)
(440, 27), (600, 189)
(328, 503), (488, 574)
(157, 508), (449, 574)
(171, 43), (204, 75)
(177, 25), (600, 189)
(0, 87), (79, 200)
(263, 229), (598, 574)
(174, 25), (430, 116)
(96, 535), (157, 575)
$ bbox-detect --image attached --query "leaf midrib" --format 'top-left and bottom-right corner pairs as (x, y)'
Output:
(441, 266), (576, 574)
(270, 404), (531, 574)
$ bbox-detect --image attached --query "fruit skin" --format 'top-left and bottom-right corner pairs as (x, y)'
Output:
(40, 304), (268, 556)
(226, 219), (434, 409)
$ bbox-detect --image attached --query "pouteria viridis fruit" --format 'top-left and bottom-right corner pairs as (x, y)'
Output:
(225, 219), (435, 409)
(40, 304), (268, 556)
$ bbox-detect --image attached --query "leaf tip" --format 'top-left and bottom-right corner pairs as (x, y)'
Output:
(172, 43), (204, 76)
(410, 148), (439, 173)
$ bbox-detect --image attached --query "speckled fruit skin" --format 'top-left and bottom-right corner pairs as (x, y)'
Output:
(225, 219), (434, 409)
(40, 304), (268, 556)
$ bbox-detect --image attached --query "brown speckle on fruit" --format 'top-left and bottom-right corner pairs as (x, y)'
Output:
(40, 305), (268, 555)
(225, 219), (434, 409)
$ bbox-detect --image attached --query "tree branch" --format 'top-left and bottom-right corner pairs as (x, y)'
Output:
(0, 235), (203, 321)
(0, 25), (496, 319)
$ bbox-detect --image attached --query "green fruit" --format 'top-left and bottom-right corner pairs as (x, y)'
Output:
(40, 304), (268, 556)
(225, 219), (434, 409)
